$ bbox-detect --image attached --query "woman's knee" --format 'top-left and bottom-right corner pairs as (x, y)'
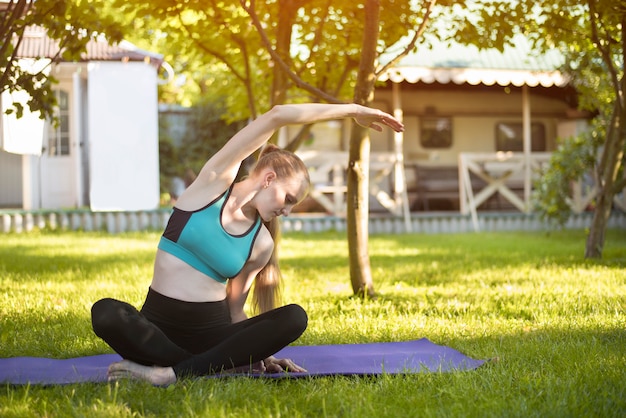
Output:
(282, 303), (308, 335)
(91, 298), (129, 336)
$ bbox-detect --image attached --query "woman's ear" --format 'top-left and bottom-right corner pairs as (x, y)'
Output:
(263, 171), (277, 188)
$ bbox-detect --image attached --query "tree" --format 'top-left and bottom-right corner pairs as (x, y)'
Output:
(124, 1), (585, 294)
(517, 0), (626, 258)
(114, 0), (430, 297)
(443, 0), (625, 258)
(107, 0), (274, 119)
(220, 0), (436, 297)
(0, 0), (124, 121)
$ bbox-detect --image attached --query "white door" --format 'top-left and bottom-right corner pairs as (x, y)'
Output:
(40, 88), (77, 209)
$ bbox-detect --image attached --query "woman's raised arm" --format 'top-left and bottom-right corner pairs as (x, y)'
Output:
(184, 103), (404, 198)
(194, 103), (404, 189)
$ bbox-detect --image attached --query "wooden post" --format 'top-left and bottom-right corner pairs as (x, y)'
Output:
(522, 85), (531, 212)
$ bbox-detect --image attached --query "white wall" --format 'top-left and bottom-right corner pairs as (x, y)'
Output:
(0, 59), (47, 156)
(87, 62), (160, 211)
(0, 151), (23, 207)
(0, 59), (48, 209)
(374, 87), (573, 165)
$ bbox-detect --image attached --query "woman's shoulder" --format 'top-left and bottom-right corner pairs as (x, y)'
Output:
(250, 225), (274, 262)
(256, 225), (274, 247)
(174, 177), (231, 211)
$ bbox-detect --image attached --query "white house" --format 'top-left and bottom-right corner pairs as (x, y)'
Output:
(0, 26), (162, 212)
(293, 34), (624, 229)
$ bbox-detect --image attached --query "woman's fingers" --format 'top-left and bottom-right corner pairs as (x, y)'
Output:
(265, 357), (308, 373)
(354, 108), (404, 133)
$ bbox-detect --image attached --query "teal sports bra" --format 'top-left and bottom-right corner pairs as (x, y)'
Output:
(158, 185), (263, 283)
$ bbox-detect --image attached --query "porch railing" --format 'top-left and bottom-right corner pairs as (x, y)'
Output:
(459, 152), (626, 231)
(297, 150), (626, 233)
(296, 151), (410, 221)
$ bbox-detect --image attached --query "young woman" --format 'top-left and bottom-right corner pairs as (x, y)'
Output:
(91, 103), (404, 385)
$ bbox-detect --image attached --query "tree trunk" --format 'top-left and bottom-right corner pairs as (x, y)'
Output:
(347, 0), (380, 297)
(585, 19), (626, 258)
(585, 193), (610, 258)
(271, 0), (299, 108)
(347, 126), (375, 297)
(585, 109), (626, 258)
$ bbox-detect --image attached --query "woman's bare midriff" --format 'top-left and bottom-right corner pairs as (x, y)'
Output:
(149, 249), (228, 302)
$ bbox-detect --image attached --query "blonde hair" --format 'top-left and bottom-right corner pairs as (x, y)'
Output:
(250, 144), (310, 313)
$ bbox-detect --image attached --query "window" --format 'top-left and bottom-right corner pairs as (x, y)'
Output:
(495, 122), (546, 152)
(46, 90), (70, 156)
(420, 117), (452, 149)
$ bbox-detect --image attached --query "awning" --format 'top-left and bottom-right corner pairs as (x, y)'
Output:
(379, 66), (568, 87)
(378, 34), (569, 88)
(14, 26), (164, 67)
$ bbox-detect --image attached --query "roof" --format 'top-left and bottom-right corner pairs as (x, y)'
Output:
(14, 26), (163, 66)
(379, 34), (568, 87)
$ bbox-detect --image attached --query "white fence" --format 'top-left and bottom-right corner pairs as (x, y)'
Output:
(1, 209), (625, 235)
(1, 210), (171, 234)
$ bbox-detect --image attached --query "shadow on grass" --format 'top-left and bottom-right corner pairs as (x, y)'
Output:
(0, 308), (107, 358)
(0, 245), (155, 281)
(285, 229), (626, 288)
(287, 251), (623, 289)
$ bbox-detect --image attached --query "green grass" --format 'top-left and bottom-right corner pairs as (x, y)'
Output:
(1, 229), (625, 417)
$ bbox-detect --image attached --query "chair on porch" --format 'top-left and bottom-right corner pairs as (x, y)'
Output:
(406, 164), (490, 211)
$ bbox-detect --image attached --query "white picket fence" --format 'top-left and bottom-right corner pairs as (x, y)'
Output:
(0, 210), (172, 234)
(1, 209), (624, 235)
(282, 212), (626, 234)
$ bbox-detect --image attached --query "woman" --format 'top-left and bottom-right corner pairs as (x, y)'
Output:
(91, 103), (404, 385)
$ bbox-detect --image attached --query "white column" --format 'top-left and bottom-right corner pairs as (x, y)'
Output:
(392, 82), (412, 232)
(73, 70), (84, 207)
(522, 85), (531, 212)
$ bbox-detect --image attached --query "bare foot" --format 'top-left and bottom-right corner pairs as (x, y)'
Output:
(107, 360), (177, 386)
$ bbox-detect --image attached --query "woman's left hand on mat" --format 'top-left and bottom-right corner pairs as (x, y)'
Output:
(263, 355), (307, 373)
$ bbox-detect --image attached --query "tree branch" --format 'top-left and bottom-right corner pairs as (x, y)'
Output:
(179, 18), (259, 118)
(588, 0), (622, 109)
(240, 0), (345, 104)
(613, 174), (626, 194)
(0, 1), (31, 90)
(294, 0), (331, 80)
(376, 0), (437, 77)
(0, 0), (30, 40)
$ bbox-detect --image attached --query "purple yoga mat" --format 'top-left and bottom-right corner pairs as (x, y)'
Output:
(0, 338), (486, 385)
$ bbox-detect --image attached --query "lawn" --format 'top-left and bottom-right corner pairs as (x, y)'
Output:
(0, 228), (625, 417)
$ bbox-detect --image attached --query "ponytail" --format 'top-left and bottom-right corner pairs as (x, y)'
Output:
(252, 217), (282, 314)
(250, 143), (309, 314)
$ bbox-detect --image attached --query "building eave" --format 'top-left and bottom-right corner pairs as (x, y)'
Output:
(379, 66), (569, 88)
(379, 33), (569, 88)
(14, 26), (163, 67)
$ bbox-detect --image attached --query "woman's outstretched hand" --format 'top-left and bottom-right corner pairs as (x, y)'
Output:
(354, 105), (404, 133)
(263, 355), (307, 373)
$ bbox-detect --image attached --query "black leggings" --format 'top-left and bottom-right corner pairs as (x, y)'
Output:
(91, 288), (308, 378)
